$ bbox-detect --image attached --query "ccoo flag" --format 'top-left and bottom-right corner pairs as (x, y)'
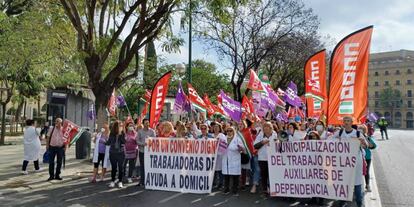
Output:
(149, 71), (172, 128)
(305, 49), (327, 101)
(327, 26), (373, 125)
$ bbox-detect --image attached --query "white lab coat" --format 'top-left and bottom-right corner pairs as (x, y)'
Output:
(214, 133), (226, 171)
(221, 134), (245, 175)
(23, 126), (41, 161)
(92, 133), (111, 168)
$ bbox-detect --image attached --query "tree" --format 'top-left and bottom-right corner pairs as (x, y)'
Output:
(261, 32), (323, 95)
(0, 0), (77, 144)
(379, 87), (402, 124)
(58, 0), (180, 123)
(195, 0), (319, 101)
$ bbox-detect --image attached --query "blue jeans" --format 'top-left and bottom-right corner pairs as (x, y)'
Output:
(338, 185), (364, 207)
(354, 185), (364, 207)
(250, 156), (260, 185)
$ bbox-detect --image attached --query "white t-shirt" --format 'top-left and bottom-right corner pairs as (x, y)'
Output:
(334, 128), (365, 186)
(254, 131), (277, 161)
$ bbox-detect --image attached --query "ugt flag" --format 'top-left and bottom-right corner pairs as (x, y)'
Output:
(220, 90), (242, 122)
(149, 71), (172, 128)
(173, 81), (188, 114)
(107, 89), (117, 117)
(284, 81), (302, 107)
(328, 26), (373, 125)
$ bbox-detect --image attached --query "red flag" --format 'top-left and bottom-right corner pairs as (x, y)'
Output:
(188, 83), (207, 109)
(62, 120), (80, 145)
(328, 26), (373, 125)
(107, 89), (117, 117)
(149, 71), (172, 128)
(305, 49), (327, 100)
(144, 89), (151, 101)
(242, 95), (254, 120)
(247, 69), (265, 91)
(203, 94), (216, 116)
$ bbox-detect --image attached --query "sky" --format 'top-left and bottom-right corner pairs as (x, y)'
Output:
(155, 0), (414, 72)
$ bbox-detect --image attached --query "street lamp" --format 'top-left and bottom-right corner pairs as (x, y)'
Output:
(176, 63), (186, 76)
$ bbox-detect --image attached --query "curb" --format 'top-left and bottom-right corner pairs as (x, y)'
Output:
(364, 160), (382, 207)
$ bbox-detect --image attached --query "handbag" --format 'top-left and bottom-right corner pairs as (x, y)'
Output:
(43, 150), (50, 163)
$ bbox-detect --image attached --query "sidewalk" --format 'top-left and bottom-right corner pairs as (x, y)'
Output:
(0, 139), (94, 196)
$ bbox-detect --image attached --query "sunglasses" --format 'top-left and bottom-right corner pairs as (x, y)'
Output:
(226, 130), (233, 133)
(201, 128), (207, 130)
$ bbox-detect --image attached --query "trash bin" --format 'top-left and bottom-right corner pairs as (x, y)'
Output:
(76, 129), (91, 159)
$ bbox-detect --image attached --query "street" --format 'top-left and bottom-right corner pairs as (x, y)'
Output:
(0, 129), (412, 207)
(373, 130), (414, 207)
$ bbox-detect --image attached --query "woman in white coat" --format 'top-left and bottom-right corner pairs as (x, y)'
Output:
(22, 119), (41, 174)
(91, 123), (111, 183)
(221, 126), (245, 195)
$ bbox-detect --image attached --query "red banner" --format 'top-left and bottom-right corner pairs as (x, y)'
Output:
(149, 71), (172, 128)
(247, 69), (264, 91)
(328, 26), (373, 125)
(62, 120), (80, 145)
(107, 89), (117, 117)
(188, 83), (207, 109)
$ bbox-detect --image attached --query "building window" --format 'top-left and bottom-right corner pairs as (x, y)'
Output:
(375, 91), (379, 98)
(375, 81), (379, 86)
(374, 71), (379, 76)
(396, 80), (401, 85)
(408, 69), (413, 74)
(385, 71), (389, 75)
(408, 101), (412, 108)
(395, 70), (400, 75)
(407, 80), (412, 85)
(375, 101), (379, 107)
(385, 81), (389, 86)
(408, 90), (413, 97)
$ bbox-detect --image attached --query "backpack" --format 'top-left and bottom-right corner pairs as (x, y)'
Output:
(339, 129), (360, 138)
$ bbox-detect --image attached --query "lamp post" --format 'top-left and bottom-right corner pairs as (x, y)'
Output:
(188, 0), (192, 84)
(176, 63), (186, 79)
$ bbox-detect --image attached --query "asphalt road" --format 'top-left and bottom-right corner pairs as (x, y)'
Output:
(373, 129), (414, 207)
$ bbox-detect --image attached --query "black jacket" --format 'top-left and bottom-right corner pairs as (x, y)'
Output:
(106, 133), (126, 154)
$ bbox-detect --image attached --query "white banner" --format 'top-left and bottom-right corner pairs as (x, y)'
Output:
(267, 139), (360, 201)
(144, 138), (218, 193)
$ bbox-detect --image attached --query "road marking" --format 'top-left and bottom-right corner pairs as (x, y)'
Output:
(158, 193), (183, 203)
(364, 159), (382, 207)
(191, 198), (202, 203)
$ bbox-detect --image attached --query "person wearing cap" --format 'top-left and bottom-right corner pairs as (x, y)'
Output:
(334, 116), (367, 207)
(377, 117), (389, 140)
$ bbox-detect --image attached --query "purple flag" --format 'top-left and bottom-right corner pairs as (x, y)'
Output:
(284, 81), (302, 107)
(275, 111), (288, 122)
(252, 91), (268, 117)
(220, 90), (242, 122)
(87, 104), (96, 120)
(367, 112), (379, 122)
(117, 95), (126, 107)
(173, 82), (188, 114)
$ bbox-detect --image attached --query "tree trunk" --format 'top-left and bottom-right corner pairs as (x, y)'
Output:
(95, 104), (109, 130)
(15, 98), (24, 122)
(0, 103), (6, 145)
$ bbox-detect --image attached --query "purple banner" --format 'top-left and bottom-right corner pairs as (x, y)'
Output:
(220, 90), (242, 122)
(173, 82), (188, 114)
(284, 81), (302, 107)
(275, 111), (288, 122)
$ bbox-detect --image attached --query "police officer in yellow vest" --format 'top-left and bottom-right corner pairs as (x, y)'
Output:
(377, 117), (389, 140)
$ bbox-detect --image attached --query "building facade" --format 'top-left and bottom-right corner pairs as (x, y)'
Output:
(368, 50), (414, 129)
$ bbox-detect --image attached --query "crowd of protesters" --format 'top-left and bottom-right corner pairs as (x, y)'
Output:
(20, 114), (380, 207)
